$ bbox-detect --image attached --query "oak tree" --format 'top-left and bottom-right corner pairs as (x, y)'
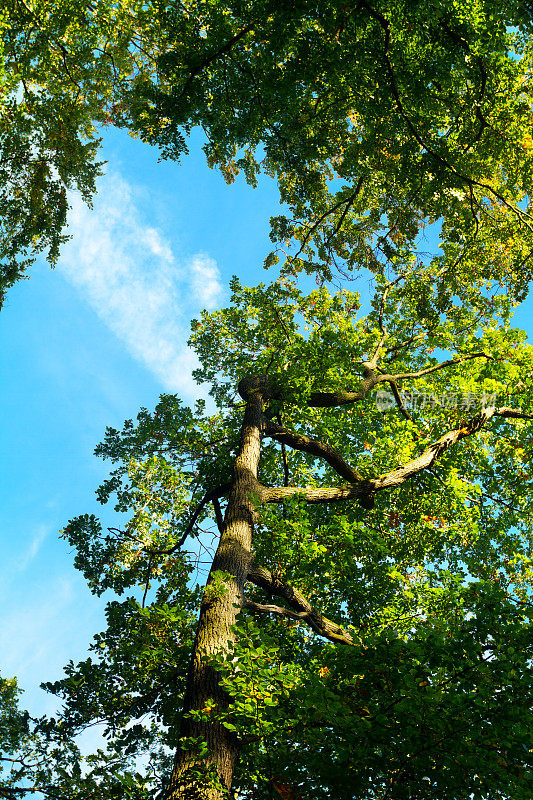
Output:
(49, 271), (533, 800)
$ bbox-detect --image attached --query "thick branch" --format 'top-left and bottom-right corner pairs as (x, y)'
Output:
(308, 352), (491, 408)
(262, 481), (373, 506)
(365, 333), (388, 370)
(371, 406), (496, 489)
(263, 420), (363, 482)
(494, 407), (533, 420)
(262, 405), (503, 506)
(212, 496), (225, 534)
(246, 564), (354, 645)
(308, 367), (382, 407)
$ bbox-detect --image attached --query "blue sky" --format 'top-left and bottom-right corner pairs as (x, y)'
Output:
(1, 125), (533, 722)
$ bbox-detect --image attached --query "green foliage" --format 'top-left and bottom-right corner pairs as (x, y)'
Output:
(0, 674), (93, 799)
(3, 0), (533, 310)
(0, 676), (29, 757)
(0, 600), (196, 797)
(121, 0), (533, 299)
(35, 272), (533, 798)
(61, 395), (234, 595)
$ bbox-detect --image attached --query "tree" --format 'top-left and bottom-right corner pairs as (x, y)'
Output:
(0, 675), (87, 799)
(48, 271), (533, 799)
(0, 670), (171, 798)
(3, 0), (533, 306)
(115, 0), (533, 298)
(4, 1), (533, 799)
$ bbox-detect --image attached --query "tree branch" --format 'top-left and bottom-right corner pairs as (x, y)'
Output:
(274, 412), (291, 487)
(212, 496), (225, 534)
(261, 405), (517, 507)
(246, 564), (354, 645)
(494, 407), (533, 420)
(364, 274), (405, 369)
(308, 352), (491, 408)
(308, 367), (382, 407)
(387, 379), (416, 424)
(142, 554), (153, 608)
(323, 174), (366, 251)
(391, 351), (492, 381)
(146, 482), (232, 555)
(263, 420), (363, 482)
(170, 23), (254, 102)
(291, 176), (365, 264)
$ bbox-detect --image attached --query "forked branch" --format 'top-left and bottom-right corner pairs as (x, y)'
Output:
(308, 352), (491, 408)
(261, 405), (533, 508)
(246, 563), (354, 645)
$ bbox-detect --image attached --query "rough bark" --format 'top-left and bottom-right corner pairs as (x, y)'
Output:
(165, 376), (271, 800)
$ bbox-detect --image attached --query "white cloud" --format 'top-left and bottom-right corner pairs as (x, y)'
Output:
(58, 171), (225, 397)
(16, 524), (49, 572)
(189, 253), (225, 309)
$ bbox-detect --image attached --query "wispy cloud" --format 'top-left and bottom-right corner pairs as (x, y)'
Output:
(16, 524), (49, 573)
(0, 524), (52, 597)
(58, 171), (225, 397)
(189, 253), (225, 310)
(0, 578), (74, 677)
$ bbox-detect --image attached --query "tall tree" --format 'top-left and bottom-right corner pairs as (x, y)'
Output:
(50, 270), (533, 799)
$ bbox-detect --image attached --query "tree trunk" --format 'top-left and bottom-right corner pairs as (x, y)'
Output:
(165, 376), (270, 800)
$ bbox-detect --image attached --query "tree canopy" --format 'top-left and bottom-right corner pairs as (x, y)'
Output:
(122, 0), (533, 298)
(3, 0), (533, 303)
(3, 2), (533, 800)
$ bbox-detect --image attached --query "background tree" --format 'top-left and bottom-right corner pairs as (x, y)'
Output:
(0, 671), (172, 798)
(0, 0), (161, 306)
(3, 0), (533, 307)
(0, 675), (85, 799)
